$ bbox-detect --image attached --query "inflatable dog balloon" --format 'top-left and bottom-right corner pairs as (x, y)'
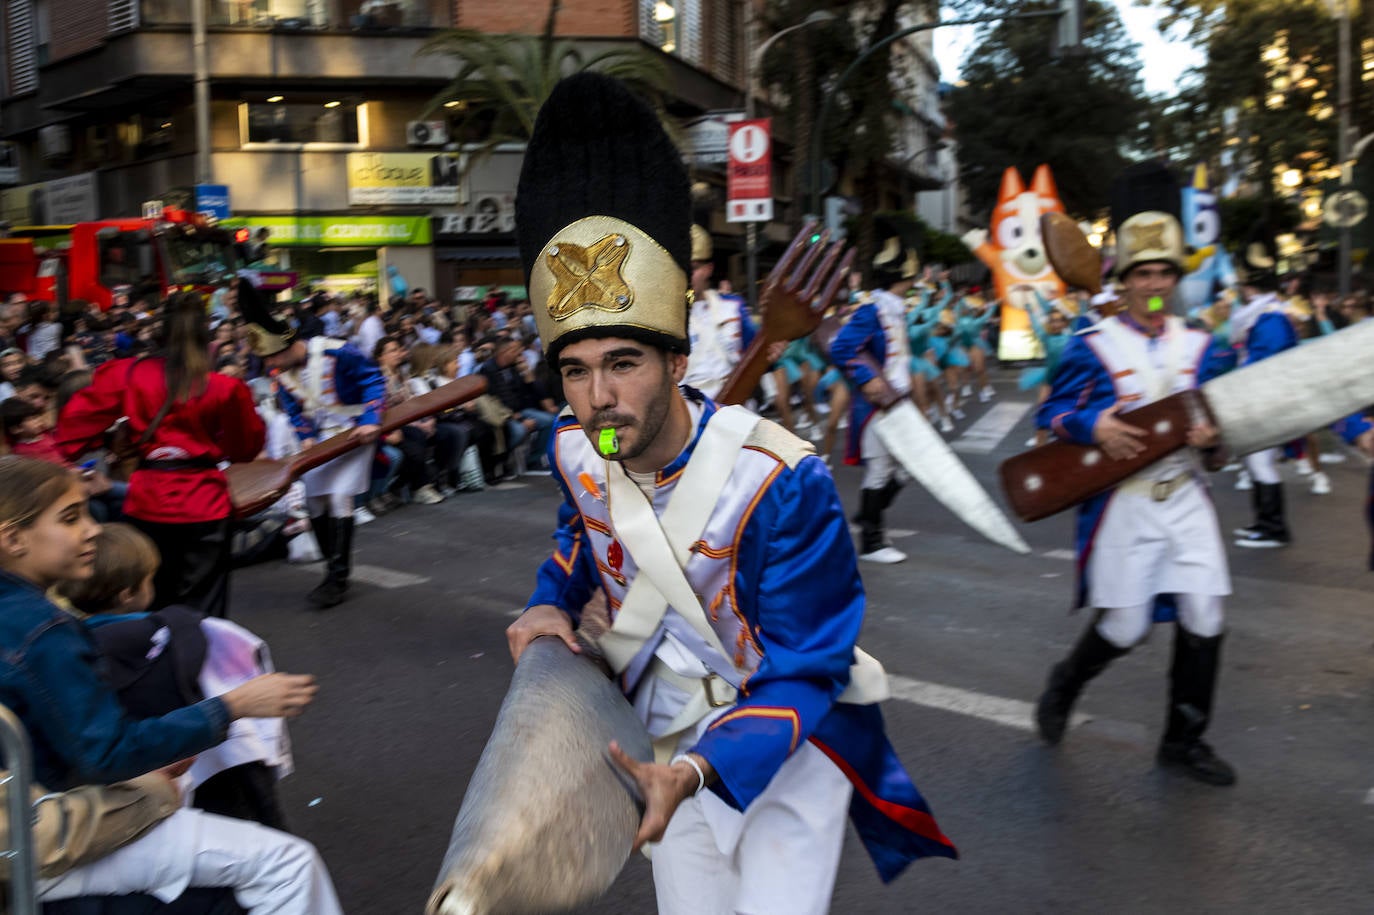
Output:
(963, 165), (1068, 361)
(1178, 163), (1236, 315)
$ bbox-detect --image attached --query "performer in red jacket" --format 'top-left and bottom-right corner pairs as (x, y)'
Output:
(56, 290), (265, 617)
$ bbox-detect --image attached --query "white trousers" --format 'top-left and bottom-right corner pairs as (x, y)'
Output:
(651, 741), (851, 915)
(1096, 593), (1225, 649)
(1244, 447), (1281, 484)
(859, 418), (910, 490)
(37, 808), (343, 915)
(1086, 479), (1230, 610)
(303, 445), (374, 505)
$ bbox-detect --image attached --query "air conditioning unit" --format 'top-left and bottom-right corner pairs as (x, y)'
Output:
(406, 120), (449, 147)
(39, 125), (72, 161)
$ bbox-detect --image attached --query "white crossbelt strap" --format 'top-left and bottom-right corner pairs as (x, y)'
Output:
(601, 405), (758, 674)
(1097, 315), (1187, 402)
(599, 406), (890, 709)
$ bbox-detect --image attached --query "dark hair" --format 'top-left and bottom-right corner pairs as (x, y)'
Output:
(158, 292), (211, 402)
(0, 397), (41, 443)
(372, 335), (400, 362)
(15, 365), (47, 389)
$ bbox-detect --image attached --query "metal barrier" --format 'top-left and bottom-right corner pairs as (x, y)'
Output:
(0, 701), (38, 913)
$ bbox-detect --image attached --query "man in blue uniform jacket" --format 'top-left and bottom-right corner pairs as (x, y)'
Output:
(503, 73), (955, 915)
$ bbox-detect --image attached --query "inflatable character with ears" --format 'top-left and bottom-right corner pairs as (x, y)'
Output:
(962, 165), (1069, 361)
(1178, 162), (1237, 316)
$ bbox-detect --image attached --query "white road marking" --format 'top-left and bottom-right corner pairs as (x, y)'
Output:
(351, 564), (431, 589)
(1042, 548), (1076, 561)
(887, 674), (1092, 735)
(951, 401), (1033, 454)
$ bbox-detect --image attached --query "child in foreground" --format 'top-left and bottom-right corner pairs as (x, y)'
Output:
(0, 456), (340, 913)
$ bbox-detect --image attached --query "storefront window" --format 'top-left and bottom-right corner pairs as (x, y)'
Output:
(243, 101), (363, 145)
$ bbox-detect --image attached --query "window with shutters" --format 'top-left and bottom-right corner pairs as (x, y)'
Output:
(641, 0), (702, 64)
(107, 0), (138, 32)
(6, 0), (37, 96)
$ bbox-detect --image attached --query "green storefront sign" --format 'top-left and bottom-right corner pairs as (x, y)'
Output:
(222, 215), (432, 247)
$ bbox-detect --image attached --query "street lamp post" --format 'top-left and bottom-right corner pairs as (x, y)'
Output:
(1337, 0), (1353, 294)
(742, 9), (835, 311)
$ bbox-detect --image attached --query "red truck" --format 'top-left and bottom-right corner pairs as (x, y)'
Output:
(0, 208), (239, 309)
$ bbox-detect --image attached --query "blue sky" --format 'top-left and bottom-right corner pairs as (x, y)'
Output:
(934, 3), (1205, 96)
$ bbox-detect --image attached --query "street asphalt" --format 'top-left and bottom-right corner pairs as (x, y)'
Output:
(228, 371), (1374, 914)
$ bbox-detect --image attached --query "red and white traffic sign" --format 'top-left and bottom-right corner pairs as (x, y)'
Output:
(727, 119), (773, 223)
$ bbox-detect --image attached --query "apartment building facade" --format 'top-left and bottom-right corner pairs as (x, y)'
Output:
(0, 0), (945, 298)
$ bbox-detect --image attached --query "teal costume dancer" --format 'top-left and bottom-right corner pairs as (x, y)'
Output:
(1018, 290), (1073, 391)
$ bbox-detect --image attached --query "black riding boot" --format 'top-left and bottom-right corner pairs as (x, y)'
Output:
(1236, 482), (1289, 547)
(1035, 624), (1128, 744)
(306, 515), (348, 609)
(1157, 627), (1235, 786)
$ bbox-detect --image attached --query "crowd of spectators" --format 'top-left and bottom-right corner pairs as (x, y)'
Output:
(0, 282), (565, 534)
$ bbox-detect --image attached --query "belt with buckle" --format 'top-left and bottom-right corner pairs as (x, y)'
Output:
(1149, 473), (1190, 502)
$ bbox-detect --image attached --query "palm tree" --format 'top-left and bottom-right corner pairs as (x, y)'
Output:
(418, 0), (671, 171)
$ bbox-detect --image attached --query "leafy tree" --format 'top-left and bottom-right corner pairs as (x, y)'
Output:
(947, 0), (1152, 220)
(1145, 0), (1374, 202)
(758, 0), (926, 275)
(418, 0), (669, 170)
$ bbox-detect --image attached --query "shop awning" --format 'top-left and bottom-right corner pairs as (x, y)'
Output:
(437, 246), (520, 263)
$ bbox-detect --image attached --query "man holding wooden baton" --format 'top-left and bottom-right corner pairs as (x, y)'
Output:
(1032, 162), (1239, 786)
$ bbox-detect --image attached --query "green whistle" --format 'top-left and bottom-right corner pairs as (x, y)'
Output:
(1148, 296), (1165, 313)
(598, 428), (619, 455)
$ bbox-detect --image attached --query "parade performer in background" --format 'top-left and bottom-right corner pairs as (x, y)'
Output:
(954, 291), (998, 403)
(1229, 225), (1300, 549)
(57, 290), (265, 618)
(505, 73), (954, 915)
(830, 222), (924, 564)
(1033, 161), (1238, 786)
(1018, 288), (1074, 447)
(1335, 410), (1374, 569)
(681, 224), (756, 400)
(239, 279), (384, 608)
(908, 278), (954, 433)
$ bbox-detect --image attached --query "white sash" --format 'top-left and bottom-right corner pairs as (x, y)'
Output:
(600, 405), (758, 675)
(597, 406), (889, 710)
(1096, 315), (1187, 402)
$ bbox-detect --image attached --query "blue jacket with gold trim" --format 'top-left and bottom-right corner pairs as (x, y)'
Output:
(527, 390), (955, 881)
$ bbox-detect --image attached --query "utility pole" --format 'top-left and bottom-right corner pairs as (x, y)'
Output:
(193, 0), (212, 185)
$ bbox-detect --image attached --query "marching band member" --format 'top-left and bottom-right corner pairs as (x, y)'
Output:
(239, 279), (384, 609)
(1034, 162), (1237, 786)
(829, 222), (923, 564)
(505, 73), (954, 915)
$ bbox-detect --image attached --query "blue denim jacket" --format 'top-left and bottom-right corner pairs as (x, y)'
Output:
(0, 570), (229, 789)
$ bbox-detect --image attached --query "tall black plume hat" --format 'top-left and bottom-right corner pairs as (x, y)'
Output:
(1110, 160), (1185, 279)
(516, 72), (691, 365)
